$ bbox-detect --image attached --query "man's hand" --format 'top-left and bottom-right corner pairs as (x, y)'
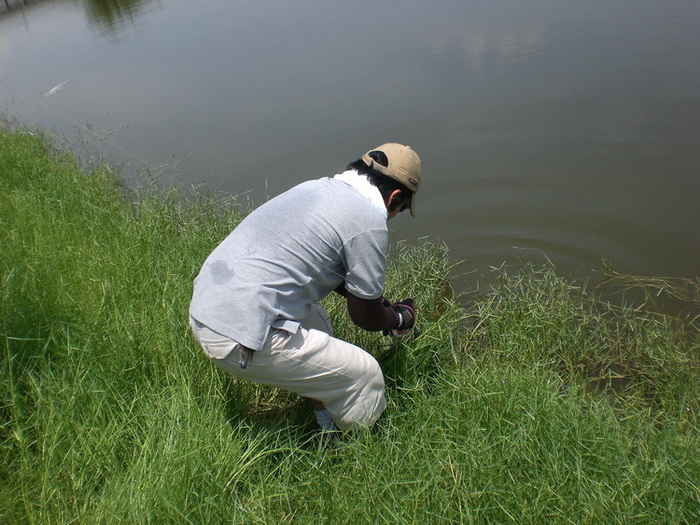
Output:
(391, 298), (416, 331)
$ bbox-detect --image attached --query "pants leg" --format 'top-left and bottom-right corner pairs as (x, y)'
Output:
(190, 305), (386, 430)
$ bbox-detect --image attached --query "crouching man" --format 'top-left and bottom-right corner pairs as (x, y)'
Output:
(189, 143), (422, 432)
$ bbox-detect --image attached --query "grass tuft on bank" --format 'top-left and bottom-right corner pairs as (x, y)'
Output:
(1, 127), (699, 523)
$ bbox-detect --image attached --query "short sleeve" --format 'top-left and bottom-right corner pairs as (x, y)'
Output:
(341, 228), (388, 299)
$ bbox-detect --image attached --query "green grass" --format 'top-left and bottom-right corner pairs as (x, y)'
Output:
(1, 126), (699, 523)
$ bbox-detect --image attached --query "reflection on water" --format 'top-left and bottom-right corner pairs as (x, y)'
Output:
(82, 0), (156, 36)
(0, 0), (153, 36)
(426, 24), (547, 72)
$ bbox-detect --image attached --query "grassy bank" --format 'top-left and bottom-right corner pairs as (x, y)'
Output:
(1, 127), (699, 523)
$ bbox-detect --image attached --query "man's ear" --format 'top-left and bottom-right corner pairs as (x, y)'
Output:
(387, 189), (403, 211)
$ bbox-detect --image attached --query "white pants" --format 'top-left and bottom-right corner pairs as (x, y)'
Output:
(189, 305), (386, 430)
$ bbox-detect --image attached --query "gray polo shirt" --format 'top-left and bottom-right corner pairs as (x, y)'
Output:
(189, 176), (388, 350)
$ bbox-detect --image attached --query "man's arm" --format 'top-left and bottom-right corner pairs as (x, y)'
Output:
(346, 292), (399, 332)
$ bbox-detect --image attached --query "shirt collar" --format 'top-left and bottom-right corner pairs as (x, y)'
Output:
(333, 170), (387, 219)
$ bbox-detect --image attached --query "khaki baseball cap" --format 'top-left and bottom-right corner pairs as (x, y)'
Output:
(362, 143), (421, 216)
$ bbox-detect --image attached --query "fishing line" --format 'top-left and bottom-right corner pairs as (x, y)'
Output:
(50, 105), (171, 178)
(6, 77), (186, 187)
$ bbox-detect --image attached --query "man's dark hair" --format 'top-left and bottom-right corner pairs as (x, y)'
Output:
(347, 151), (413, 212)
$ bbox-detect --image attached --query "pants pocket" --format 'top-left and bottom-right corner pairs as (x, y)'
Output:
(190, 317), (239, 359)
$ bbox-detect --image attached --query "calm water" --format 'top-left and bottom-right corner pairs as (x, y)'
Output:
(2, 0), (699, 299)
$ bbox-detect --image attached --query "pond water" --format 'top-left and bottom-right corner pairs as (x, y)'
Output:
(2, 0), (699, 302)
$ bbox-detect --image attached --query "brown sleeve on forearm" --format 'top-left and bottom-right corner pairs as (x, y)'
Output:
(346, 292), (399, 332)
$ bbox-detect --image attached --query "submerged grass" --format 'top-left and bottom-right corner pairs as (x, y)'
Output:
(1, 126), (699, 523)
